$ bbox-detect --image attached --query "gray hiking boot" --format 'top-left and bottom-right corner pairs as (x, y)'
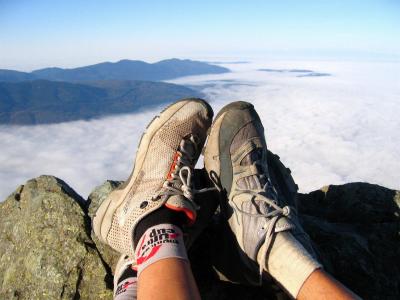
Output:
(204, 101), (321, 298)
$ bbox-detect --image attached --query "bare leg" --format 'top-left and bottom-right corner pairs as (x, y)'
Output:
(298, 269), (362, 300)
(137, 258), (200, 300)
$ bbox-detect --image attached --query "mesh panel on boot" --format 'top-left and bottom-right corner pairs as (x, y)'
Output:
(107, 103), (210, 256)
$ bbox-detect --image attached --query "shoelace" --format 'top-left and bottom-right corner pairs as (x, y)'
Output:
(232, 160), (291, 284)
(153, 135), (216, 209)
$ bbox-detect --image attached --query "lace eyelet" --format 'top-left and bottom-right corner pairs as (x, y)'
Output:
(140, 201), (148, 209)
(282, 206), (290, 216)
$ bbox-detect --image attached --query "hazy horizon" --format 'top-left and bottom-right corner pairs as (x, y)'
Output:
(1, 0), (399, 71)
(2, 51), (400, 73)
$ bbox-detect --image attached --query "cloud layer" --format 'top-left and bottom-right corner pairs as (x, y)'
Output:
(1, 59), (399, 200)
(171, 60), (400, 192)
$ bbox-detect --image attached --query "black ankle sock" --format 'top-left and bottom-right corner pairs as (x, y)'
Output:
(117, 264), (138, 284)
(133, 206), (187, 247)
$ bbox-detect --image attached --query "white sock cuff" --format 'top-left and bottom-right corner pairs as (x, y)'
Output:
(114, 277), (137, 300)
(260, 231), (322, 298)
(134, 223), (188, 277)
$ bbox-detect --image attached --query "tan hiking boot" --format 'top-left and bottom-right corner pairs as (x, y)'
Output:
(93, 98), (213, 257)
(204, 101), (321, 298)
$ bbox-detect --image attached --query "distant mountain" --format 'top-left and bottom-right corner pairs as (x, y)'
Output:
(258, 68), (331, 78)
(0, 59), (229, 83)
(207, 61), (250, 64)
(0, 80), (202, 125)
(0, 70), (37, 82)
(297, 72), (331, 77)
(258, 68), (314, 73)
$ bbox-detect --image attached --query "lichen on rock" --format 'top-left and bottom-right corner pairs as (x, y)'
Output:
(87, 180), (122, 276)
(0, 175), (112, 299)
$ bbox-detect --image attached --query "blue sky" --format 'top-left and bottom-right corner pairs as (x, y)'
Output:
(1, 0), (399, 70)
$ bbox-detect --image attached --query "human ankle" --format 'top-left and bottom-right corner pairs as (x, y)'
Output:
(135, 223), (188, 277)
(257, 231), (322, 298)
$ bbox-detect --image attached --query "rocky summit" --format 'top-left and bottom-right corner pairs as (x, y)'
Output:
(0, 154), (399, 300)
(0, 176), (113, 299)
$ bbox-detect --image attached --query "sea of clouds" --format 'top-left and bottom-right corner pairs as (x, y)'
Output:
(1, 59), (399, 200)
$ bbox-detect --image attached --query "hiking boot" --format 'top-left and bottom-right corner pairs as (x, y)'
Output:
(93, 98), (213, 257)
(204, 101), (321, 298)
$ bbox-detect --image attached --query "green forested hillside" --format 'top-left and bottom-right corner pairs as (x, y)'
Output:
(0, 80), (202, 125)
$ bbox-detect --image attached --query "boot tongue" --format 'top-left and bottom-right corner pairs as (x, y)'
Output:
(237, 174), (263, 190)
(237, 148), (267, 190)
(172, 138), (195, 188)
(240, 148), (263, 166)
(182, 139), (196, 160)
(161, 137), (196, 198)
